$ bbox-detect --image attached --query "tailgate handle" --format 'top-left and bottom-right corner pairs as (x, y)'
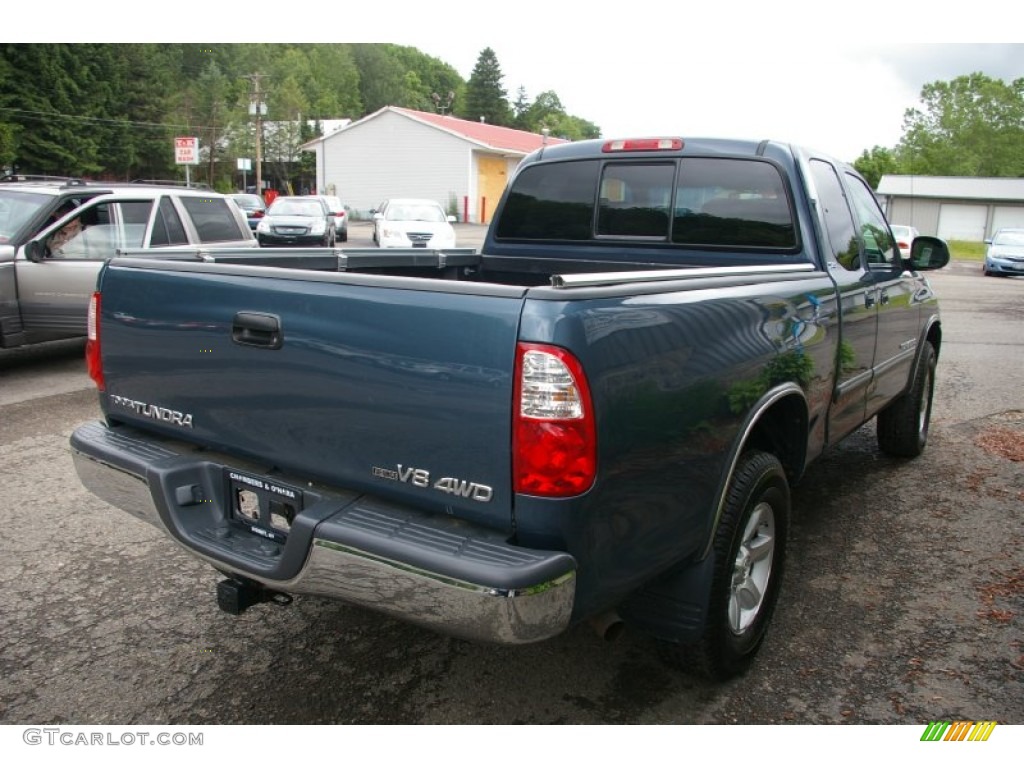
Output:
(232, 312), (282, 350)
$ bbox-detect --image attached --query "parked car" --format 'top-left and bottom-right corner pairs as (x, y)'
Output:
(2, 182), (256, 349)
(230, 193), (267, 231)
(371, 198), (456, 249)
(307, 195), (348, 242)
(256, 196), (336, 247)
(890, 224), (920, 259)
(983, 228), (1024, 277)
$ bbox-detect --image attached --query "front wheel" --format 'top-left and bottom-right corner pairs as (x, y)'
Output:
(658, 450), (789, 680)
(877, 341), (936, 458)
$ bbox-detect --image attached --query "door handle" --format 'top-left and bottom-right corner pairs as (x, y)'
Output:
(232, 312), (282, 349)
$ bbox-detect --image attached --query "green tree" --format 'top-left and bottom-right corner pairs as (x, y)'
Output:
(351, 44), (409, 113)
(515, 89), (601, 140)
(461, 47), (512, 126)
(264, 74), (310, 194)
(184, 60), (233, 187)
(0, 44), (106, 175)
(853, 145), (902, 188)
(306, 44), (362, 117)
(897, 73), (1024, 177)
(511, 85), (530, 128)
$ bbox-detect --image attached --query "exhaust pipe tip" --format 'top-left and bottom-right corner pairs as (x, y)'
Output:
(589, 611), (625, 642)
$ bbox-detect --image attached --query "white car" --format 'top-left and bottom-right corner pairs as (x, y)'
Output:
(890, 224), (919, 259)
(372, 198), (456, 249)
(307, 194), (348, 242)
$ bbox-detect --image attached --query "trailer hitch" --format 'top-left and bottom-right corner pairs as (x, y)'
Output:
(216, 577), (293, 615)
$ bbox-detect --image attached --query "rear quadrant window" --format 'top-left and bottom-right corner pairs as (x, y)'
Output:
(180, 196), (246, 243)
(150, 196), (189, 247)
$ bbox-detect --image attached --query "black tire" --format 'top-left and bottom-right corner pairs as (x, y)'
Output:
(659, 450), (789, 680)
(877, 341), (936, 458)
(339, 229), (348, 243)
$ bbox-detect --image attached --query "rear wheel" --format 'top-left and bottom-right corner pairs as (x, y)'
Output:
(877, 341), (936, 458)
(658, 450), (789, 680)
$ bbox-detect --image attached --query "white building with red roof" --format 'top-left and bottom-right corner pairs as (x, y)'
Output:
(301, 106), (567, 224)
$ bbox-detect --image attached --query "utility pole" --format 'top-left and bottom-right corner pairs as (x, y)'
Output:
(243, 73), (267, 196)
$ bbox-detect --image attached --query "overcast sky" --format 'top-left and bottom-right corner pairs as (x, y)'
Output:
(403, 11), (1023, 162)
(439, 42), (1024, 161)
(23, 2), (1024, 163)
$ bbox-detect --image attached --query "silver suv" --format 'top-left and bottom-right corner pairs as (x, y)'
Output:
(1, 179), (255, 349)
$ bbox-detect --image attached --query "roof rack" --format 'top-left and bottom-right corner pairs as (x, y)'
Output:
(130, 179), (213, 190)
(0, 173), (89, 185)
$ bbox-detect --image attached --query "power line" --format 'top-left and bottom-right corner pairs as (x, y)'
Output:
(0, 106), (228, 133)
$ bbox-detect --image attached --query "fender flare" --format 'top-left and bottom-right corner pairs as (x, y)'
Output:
(700, 382), (807, 561)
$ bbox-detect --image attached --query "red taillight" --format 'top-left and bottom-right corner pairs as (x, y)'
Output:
(602, 138), (683, 153)
(86, 292), (104, 391)
(252, 210), (264, 218)
(896, 240), (909, 249)
(513, 343), (597, 497)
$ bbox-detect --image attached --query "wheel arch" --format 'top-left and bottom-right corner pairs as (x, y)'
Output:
(701, 384), (807, 560)
(924, 316), (941, 359)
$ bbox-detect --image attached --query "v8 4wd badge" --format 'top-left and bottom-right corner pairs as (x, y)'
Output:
(372, 464), (493, 503)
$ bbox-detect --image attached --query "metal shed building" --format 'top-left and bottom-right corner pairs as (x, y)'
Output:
(301, 106), (566, 224)
(877, 175), (1024, 241)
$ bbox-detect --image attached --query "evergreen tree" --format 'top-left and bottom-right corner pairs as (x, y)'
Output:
(462, 48), (512, 126)
(0, 44), (104, 175)
(512, 85), (530, 129)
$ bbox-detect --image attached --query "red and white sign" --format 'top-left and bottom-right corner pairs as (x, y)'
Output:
(174, 136), (199, 165)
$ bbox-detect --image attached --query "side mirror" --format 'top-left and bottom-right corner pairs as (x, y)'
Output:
(25, 239), (45, 263)
(905, 236), (950, 271)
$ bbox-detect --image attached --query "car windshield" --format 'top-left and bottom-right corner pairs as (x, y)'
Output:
(386, 204), (445, 222)
(993, 230), (1024, 246)
(0, 189), (51, 244)
(232, 194), (263, 209)
(270, 200), (323, 217)
(891, 226), (914, 238)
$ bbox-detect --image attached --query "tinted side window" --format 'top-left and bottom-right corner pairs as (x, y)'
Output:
(179, 197), (245, 243)
(672, 159), (795, 248)
(495, 160), (598, 240)
(150, 197), (189, 247)
(809, 160), (860, 271)
(845, 173), (897, 268)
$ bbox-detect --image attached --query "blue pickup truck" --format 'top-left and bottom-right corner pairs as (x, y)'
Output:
(70, 137), (949, 679)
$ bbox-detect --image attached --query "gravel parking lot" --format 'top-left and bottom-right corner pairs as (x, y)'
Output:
(0, 258), (1020, 732)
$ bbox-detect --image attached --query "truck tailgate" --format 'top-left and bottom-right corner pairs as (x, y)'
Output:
(96, 259), (527, 529)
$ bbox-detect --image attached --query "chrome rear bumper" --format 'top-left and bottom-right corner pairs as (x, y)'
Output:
(71, 421), (576, 644)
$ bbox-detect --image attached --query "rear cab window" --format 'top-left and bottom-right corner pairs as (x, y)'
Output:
(496, 156), (796, 250)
